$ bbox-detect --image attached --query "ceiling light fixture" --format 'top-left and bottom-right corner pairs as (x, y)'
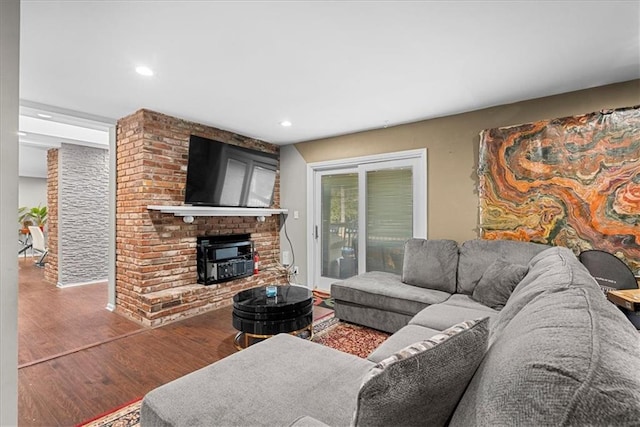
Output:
(37, 113), (52, 119)
(280, 120), (292, 127)
(136, 65), (154, 76)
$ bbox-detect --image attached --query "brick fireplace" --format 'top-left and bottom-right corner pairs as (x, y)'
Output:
(115, 109), (285, 326)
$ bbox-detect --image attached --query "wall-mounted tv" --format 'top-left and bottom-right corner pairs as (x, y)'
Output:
(184, 135), (278, 208)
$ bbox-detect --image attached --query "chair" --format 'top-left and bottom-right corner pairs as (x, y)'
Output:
(578, 249), (638, 294)
(28, 226), (48, 267)
(18, 229), (32, 258)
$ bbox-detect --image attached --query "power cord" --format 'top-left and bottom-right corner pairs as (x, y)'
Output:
(260, 214), (298, 285)
(281, 213), (296, 284)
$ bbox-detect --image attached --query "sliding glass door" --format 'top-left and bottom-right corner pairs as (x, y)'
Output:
(362, 163), (413, 275)
(310, 150), (426, 290)
(319, 171), (359, 285)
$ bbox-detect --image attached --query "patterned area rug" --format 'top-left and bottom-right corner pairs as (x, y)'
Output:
(79, 315), (388, 426)
(312, 289), (335, 309)
(312, 315), (390, 358)
(78, 398), (141, 427)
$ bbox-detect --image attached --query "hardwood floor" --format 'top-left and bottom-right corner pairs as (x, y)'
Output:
(18, 258), (143, 367)
(19, 307), (238, 426)
(17, 258), (330, 426)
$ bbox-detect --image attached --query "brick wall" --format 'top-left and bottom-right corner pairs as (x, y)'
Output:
(45, 148), (58, 285)
(116, 109), (285, 326)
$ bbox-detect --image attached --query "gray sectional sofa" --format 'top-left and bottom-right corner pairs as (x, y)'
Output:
(141, 239), (640, 426)
(331, 238), (550, 334)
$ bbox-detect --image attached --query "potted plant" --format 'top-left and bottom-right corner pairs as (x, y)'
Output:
(18, 205), (48, 231)
(29, 204), (48, 230)
(18, 206), (33, 234)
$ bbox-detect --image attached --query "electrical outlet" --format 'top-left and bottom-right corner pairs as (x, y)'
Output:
(282, 251), (291, 266)
(292, 265), (299, 275)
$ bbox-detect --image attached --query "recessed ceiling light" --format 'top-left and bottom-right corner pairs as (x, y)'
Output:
(280, 120), (292, 127)
(17, 131), (27, 136)
(37, 113), (52, 119)
(136, 65), (154, 76)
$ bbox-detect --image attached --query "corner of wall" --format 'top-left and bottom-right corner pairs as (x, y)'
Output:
(279, 145), (309, 287)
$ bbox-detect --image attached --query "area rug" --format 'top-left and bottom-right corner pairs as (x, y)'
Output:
(77, 398), (141, 427)
(312, 288), (335, 309)
(79, 316), (388, 426)
(311, 315), (390, 359)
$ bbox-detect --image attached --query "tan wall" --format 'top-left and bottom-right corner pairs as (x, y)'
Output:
(294, 80), (640, 243)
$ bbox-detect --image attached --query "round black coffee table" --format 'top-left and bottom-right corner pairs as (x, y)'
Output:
(232, 285), (313, 350)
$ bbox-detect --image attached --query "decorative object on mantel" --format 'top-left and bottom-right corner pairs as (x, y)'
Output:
(147, 205), (288, 223)
(478, 105), (640, 272)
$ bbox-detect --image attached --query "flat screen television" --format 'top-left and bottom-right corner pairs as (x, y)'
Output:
(184, 135), (279, 208)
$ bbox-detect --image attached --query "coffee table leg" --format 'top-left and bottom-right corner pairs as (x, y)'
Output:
(234, 320), (313, 351)
(307, 323), (313, 340)
(234, 332), (244, 351)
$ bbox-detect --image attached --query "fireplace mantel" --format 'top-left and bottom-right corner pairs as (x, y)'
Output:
(147, 205), (288, 222)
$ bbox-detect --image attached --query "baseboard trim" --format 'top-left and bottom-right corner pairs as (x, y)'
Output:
(56, 278), (108, 288)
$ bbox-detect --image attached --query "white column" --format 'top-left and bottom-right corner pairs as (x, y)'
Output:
(0, 0), (20, 424)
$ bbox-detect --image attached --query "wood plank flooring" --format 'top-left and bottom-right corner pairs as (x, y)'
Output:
(17, 257), (331, 426)
(18, 257), (143, 367)
(19, 307), (239, 426)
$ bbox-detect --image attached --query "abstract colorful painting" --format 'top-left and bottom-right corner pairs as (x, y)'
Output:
(478, 105), (640, 273)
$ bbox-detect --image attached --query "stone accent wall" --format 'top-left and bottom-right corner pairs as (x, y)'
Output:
(58, 143), (109, 285)
(45, 149), (58, 285)
(116, 109), (285, 326)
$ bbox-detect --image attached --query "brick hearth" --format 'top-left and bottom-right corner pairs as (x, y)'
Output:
(115, 109), (285, 326)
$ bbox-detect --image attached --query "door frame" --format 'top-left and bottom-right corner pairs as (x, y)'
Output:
(306, 148), (427, 289)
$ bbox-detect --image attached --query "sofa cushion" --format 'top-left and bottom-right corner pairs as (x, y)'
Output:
(457, 239), (549, 294)
(472, 259), (528, 310)
(490, 246), (578, 339)
(402, 239), (459, 293)
(331, 271), (451, 317)
(367, 324), (442, 363)
(141, 334), (374, 427)
(450, 254), (640, 426)
(444, 294), (502, 311)
(354, 318), (489, 427)
(334, 301), (413, 334)
(409, 299), (498, 330)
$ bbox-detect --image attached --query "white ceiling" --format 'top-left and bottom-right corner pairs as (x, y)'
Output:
(17, 103), (111, 177)
(19, 0), (640, 147)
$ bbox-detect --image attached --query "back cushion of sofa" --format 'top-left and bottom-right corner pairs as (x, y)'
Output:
(456, 239), (549, 294)
(402, 239), (459, 293)
(490, 246), (576, 338)
(450, 250), (640, 426)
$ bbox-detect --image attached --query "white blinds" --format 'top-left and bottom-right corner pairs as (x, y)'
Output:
(366, 167), (413, 273)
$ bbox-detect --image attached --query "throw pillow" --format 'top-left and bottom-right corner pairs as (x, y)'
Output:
(472, 259), (528, 310)
(352, 317), (489, 427)
(401, 239), (459, 293)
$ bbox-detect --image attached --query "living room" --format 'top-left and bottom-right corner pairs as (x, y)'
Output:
(2, 1), (640, 426)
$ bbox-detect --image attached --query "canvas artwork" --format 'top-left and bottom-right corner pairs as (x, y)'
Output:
(478, 105), (640, 273)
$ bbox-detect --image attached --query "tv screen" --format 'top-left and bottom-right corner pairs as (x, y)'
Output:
(185, 135), (278, 207)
